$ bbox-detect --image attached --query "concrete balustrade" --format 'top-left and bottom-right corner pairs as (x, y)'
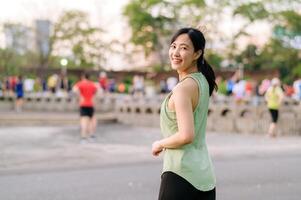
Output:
(0, 93), (116, 112)
(115, 96), (162, 127)
(115, 95), (301, 136)
(0, 93), (300, 135)
(0, 96), (14, 111)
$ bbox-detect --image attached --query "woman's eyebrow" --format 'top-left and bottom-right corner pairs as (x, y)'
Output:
(179, 43), (189, 46)
(172, 42), (189, 47)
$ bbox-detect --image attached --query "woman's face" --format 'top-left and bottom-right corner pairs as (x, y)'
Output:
(169, 34), (200, 72)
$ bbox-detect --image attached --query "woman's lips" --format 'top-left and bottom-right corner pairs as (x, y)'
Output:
(172, 58), (182, 64)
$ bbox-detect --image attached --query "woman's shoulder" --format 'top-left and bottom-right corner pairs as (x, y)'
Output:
(173, 77), (198, 97)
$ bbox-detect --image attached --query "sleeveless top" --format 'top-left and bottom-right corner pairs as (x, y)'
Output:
(160, 72), (216, 191)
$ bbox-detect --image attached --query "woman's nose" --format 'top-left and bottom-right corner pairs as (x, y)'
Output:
(173, 47), (180, 56)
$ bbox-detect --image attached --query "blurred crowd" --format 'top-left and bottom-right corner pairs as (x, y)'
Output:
(214, 72), (301, 105)
(0, 71), (300, 103)
(0, 74), (71, 97)
(0, 72), (176, 98)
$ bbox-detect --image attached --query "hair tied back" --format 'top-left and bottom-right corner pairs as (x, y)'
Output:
(196, 24), (207, 34)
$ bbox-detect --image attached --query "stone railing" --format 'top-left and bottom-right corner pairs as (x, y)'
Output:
(206, 103), (300, 136)
(0, 93), (116, 112)
(115, 95), (301, 135)
(115, 96), (163, 127)
(1, 93), (300, 135)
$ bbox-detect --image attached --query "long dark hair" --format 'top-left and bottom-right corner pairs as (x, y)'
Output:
(170, 28), (217, 96)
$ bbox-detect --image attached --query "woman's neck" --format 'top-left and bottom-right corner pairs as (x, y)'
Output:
(177, 65), (198, 81)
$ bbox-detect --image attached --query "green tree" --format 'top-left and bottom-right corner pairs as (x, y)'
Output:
(123, 0), (209, 71)
(258, 38), (300, 83)
(123, 0), (175, 68)
(0, 23), (39, 75)
(123, 0), (301, 79)
(50, 10), (108, 69)
(0, 48), (19, 75)
(206, 50), (223, 69)
(234, 44), (261, 71)
(229, 0), (301, 81)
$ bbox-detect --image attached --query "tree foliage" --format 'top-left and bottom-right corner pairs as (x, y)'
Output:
(51, 10), (108, 69)
(123, 0), (301, 81)
(0, 23), (39, 75)
(232, 1), (301, 82)
(123, 0), (209, 70)
(0, 10), (110, 75)
(123, 0), (176, 67)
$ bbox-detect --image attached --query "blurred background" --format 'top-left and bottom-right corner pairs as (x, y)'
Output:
(0, 0), (300, 79)
(0, 0), (301, 200)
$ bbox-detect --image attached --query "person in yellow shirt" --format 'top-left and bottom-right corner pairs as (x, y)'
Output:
(47, 74), (58, 94)
(264, 78), (284, 137)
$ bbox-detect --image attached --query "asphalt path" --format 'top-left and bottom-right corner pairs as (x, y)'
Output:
(0, 124), (301, 200)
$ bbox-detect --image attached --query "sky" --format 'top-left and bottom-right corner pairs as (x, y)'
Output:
(1, 0), (124, 21)
(0, 0), (129, 37)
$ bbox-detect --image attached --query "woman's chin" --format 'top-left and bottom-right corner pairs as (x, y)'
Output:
(171, 65), (181, 70)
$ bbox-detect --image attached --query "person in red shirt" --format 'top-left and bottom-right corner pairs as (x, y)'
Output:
(98, 71), (108, 92)
(73, 73), (98, 144)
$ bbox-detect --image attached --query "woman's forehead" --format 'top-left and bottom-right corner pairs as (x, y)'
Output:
(173, 34), (192, 45)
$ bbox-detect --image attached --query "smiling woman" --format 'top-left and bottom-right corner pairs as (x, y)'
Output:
(152, 27), (217, 200)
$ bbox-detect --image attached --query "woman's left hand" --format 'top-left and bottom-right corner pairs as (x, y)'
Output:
(152, 141), (164, 156)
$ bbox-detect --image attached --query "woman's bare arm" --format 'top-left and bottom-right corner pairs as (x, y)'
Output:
(152, 79), (197, 156)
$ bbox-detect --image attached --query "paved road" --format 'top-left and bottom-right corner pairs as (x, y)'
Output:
(0, 124), (301, 199)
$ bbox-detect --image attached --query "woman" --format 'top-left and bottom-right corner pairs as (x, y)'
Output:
(264, 77), (284, 138)
(152, 27), (217, 200)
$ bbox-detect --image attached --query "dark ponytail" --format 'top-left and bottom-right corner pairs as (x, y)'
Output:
(171, 27), (218, 96)
(197, 57), (218, 96)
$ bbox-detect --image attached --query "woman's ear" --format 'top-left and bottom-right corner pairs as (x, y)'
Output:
(194, 50), (202, 60)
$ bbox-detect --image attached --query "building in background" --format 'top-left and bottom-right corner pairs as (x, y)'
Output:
(35, 20), (51, 60)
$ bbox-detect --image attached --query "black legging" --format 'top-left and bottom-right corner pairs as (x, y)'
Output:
(158, 171), (216, 200)
(269, 109), (279, 123)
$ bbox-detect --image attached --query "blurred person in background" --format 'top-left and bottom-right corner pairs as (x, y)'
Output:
(232, 79), (245, 104)
(47, 74), (58, 94)
(24, 77), (35, 94)
(132, 75), (145, 97)
(159, 79), (168, 94)
(15, 75), (24, 112)
(0, 78), (3, 97)
(33, 77), (42, 94)
(293, 78), (301, 101)
(73, 73), (98, 144)
(2, 77), (9, 96)
(9, 76), (17, 96)
(259, 78), (270, 96)
(152, 27), (216, 200)
(245, 80), (253, 100)
(226, 76), (235, 96)
(264, 78), (284, 138)
(108, 78), (116, 93)
(166, 76), (178, 92)
(98, 71), (108, 93)
(283, 84), (294, 98)
(252, 80), (261, 106)
(42, 78), (48, 93)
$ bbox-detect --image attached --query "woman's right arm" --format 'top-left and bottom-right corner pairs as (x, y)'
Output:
(152, 80), (197, 156)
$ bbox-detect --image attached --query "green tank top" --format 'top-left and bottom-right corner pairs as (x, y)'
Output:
(160, 72), (216, 191)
